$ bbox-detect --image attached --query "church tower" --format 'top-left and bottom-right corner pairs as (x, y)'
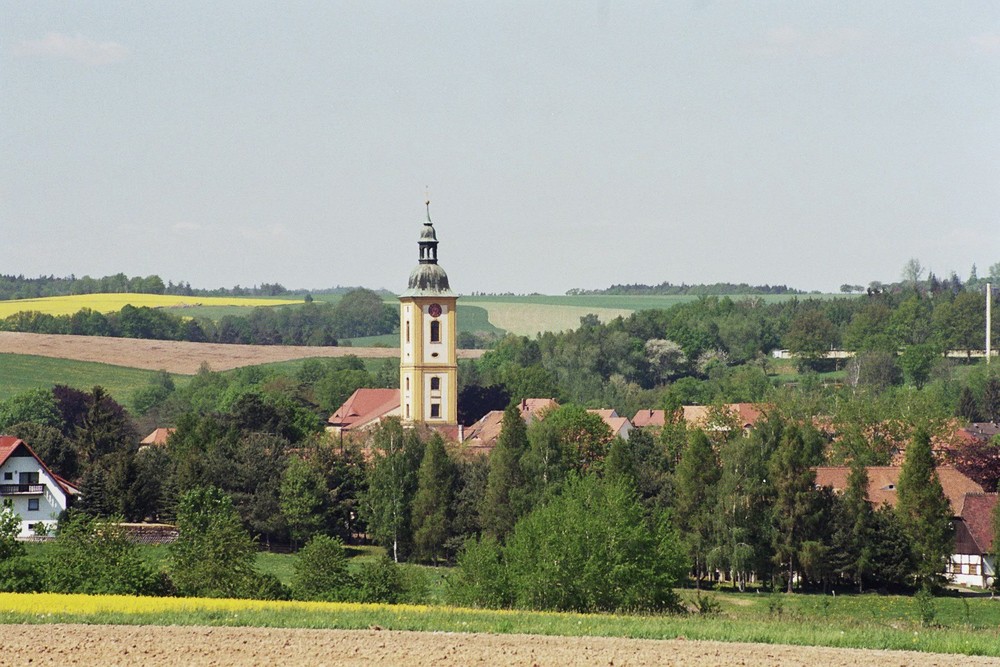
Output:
(399, 203), (458, 427)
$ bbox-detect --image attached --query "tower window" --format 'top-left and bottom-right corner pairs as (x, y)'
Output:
(405, 377), (410, 391)
(406, 403), (410, 419)
(430, 377), (440, 391)
(406, 321), (410, 343)
(430, 320), (441, 343)
(430, 403), (440, 418)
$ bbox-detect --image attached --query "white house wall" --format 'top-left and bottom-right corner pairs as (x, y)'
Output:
(0, 457), (68, 537)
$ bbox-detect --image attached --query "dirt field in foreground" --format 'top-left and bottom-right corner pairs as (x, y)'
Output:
(0, 625), (995, 667)
(0, 332), (484, 374)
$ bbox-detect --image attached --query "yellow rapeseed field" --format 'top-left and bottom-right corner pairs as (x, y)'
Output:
(0, 592), (423, 615)
(0, 294), (299, 318)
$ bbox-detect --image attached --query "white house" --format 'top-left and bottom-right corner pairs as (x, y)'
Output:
(0, 436), (79, 537)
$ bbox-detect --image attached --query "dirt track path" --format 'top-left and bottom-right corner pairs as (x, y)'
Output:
(0, 332), (484, 374)
(0, 624), (995, 667)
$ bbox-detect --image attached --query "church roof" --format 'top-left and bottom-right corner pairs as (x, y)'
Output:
(328, 388), (401, 431)
(400, 207), (455, 298)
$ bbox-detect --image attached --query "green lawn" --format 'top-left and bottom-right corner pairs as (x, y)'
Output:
(0, 354), (190, 409)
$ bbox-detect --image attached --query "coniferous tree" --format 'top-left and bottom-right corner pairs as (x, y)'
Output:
(769, 423), (822, 592)
(829, 458), (874, 591)
(896, 428), (954, 589)
(673, 429), (721, 588)
(983, 378), (1000, 423)
(480, 405), (529, 541)
(411, 434), (456, 563)
(957, 386), (983, 422)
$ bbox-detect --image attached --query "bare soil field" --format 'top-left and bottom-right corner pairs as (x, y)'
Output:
(0, 624), (995, 667)
(0, 332), (483, 374)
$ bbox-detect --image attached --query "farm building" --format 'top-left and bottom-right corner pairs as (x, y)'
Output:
(0, 435), (79, 537)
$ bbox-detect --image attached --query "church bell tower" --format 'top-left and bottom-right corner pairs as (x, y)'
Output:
(399, 202), (458, 426)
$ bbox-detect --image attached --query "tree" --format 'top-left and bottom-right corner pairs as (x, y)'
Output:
(900, 344), (939, 389)
(480, 405), (530, 541)
(828, 459), (874, 590)
(896, 428), (954, 588)
(500, 475), (687, 613)
(901, 258), (925, 286)
(956, 386), (983, 422)
(7, 422), (78, 481)
(769, 423), (824, 592)
(362, 419), (423, 562)
(169, 487), (264, 598)
(673, 429), (721, 588)
(983, 378), (1000, 423)
(410, 434), (456, 563)
(543, 404), (614, 474)
(784, 310), (837, 370)
(280, 456), (328, 546)
(644, 339), (687, 383)
(289, 535), (351, 601)
(0, 388), (61, 432)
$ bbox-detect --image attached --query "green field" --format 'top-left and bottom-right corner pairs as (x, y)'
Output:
(0, 353), (190, 408)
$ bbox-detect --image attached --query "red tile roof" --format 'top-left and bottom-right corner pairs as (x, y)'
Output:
(632, 409), (665, 428)
(958, 493), (998, 554)
(462, 399), (561, 451)
(814, 465), (984, 515)
(328, 388), (400, 431)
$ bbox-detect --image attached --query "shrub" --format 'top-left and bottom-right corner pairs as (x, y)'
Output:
(0, 557), (45, 593)
(45, 512), (164, 596)
(290, 535), (352, 601)
(447, 536), (512, 608)
(352, 556), (403, 604)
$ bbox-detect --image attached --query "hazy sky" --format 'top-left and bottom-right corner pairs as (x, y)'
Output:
(3, 2), (998, 295)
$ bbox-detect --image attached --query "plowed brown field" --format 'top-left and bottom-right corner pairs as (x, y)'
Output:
(0, 332), (483, 374)
(0, 624), (995, 666)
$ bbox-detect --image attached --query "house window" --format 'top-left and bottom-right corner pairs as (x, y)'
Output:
(19, 472), (38, 485)
(430, 320), (440, 343)
(430, 377), (440, 391)
(27, 499), (39, 512)
(970, 563), (979, 576)
(950, 562), (962, 574)
(430, 403), (440, 418)
(2, 473), (11, 481)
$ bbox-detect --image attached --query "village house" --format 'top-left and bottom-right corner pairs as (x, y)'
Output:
(814, 465), (995, 588)
(0, 436), (79, 537)
(586, 409), (633, 441)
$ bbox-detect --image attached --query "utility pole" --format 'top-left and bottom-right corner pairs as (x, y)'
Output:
(988, 283), (993, 365)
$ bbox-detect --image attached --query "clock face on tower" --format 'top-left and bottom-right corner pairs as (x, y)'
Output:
(428, 303), (442, 317)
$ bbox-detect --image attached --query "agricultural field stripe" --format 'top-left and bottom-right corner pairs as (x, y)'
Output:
(1, 593), (999, 657)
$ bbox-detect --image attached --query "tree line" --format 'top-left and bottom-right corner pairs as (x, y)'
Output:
(0, 288), (396, 344)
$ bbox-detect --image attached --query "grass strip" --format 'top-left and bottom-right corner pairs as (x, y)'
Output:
(1, 593), (998, 657)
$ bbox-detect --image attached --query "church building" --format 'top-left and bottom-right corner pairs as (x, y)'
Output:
(327, 204), (458, 435)
(399, 203), (458, 427)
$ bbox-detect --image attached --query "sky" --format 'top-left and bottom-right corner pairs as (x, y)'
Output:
(2, 2), (998, 295)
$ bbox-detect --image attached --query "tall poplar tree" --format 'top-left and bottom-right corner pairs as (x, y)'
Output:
(411, 434), (456, 563)
(673, 429), (721, 588)
(896, 427), (954, 588)
(481, 405), (529, 541)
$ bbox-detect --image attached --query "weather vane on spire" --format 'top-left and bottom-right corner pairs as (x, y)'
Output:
(425, 186), (432, 222)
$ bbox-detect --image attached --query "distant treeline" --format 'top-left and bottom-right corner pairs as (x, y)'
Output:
(0, 288), (396, 345)
(567, 282), (806, 296)
(0, 273), (291, 300)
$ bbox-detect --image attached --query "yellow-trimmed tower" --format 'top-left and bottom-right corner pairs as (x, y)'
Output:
(399, 203), (458, 427)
